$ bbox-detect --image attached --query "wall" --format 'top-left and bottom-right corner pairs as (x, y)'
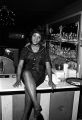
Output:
(47, 0), (82, 24)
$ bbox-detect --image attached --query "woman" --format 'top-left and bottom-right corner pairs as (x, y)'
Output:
(13, 30), (55, 120)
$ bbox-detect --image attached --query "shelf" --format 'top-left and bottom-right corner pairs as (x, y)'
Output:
(50, 54), (76, 62)
(49, 39), (78, 44)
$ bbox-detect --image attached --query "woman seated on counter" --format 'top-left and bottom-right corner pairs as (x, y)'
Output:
(13, 29), (55, 120)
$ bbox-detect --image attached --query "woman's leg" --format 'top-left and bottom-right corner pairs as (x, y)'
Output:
(23, 71), (41, 113)
(21, 89), (33, 120)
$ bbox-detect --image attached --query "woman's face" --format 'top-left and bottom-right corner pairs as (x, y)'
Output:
(32, 33), (41, 45)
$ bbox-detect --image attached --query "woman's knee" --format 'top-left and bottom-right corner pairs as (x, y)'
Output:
(23, 70), (36, 87)
(23, 71), (31, 77)
(23, 71), (32, 81)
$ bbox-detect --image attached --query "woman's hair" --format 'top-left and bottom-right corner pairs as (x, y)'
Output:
(30, 29), (42, 37)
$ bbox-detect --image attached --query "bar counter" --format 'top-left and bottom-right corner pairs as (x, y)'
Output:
(0, 74), (80, 120)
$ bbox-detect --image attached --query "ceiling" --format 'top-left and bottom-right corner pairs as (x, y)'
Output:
(0, 0), (78, 32)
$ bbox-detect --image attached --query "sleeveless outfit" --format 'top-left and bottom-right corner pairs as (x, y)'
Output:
(20, 44), (51, 87)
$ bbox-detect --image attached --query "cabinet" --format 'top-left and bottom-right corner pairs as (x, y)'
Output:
(49, 91), (74, 120)
(47, 14), (80, 78)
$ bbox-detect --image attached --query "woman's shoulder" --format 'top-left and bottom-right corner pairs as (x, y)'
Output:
(22, 43), (31, 51)
(25, 42), (30, 47)
(20, 44), (30, 53)
(40, 44), (45, 50)
(39, 44), (46, 54)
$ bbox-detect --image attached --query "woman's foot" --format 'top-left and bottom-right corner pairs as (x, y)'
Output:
(34, 105), (42, 118)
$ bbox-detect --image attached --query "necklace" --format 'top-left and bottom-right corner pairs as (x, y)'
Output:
(31, 44), (40, 53)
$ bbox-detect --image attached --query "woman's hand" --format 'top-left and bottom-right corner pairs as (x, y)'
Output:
(13, 79), (22, 87)
(48, 81), (56, 90)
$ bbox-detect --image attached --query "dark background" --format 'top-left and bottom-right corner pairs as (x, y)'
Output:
(0, 0), (79, 48)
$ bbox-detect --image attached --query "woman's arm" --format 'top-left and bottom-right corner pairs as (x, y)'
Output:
(13, 60), (24, 87)
(46, 61), (56, 89)
(45, 62), (52, 82)
(17, 60), (24, 80)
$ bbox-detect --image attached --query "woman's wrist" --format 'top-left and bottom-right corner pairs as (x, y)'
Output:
(16, 75), (21, 81)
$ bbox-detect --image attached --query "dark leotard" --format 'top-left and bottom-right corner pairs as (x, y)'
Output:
(20, 44), (51, 87)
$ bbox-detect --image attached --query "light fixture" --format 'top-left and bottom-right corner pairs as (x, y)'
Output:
(9, 33), (25, 39)
(0, 5), (15, 26)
